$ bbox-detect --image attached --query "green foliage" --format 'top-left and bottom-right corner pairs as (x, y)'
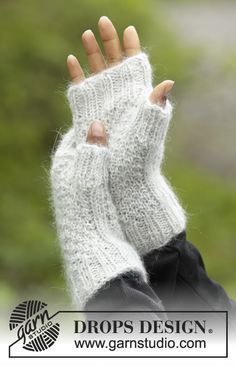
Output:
(165, 158), (236, 299)
(0, 0), (235, 303)
(223, 52), (236, 77)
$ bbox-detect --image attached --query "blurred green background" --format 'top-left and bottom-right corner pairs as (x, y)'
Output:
(1, 0), (235, 309)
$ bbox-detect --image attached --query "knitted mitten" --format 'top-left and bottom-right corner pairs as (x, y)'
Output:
(67, 52), (186, 256)
(50, 129), (147, 309)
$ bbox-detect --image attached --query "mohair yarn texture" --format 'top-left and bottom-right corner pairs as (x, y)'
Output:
(50, 130), (147, 309)
(66, 52), (186, 256)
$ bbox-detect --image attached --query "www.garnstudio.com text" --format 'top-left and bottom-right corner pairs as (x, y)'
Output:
(73, 319), (208, 352)
(74, 337), (206, 351)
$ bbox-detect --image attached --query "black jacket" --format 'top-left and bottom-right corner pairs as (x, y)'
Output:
(87, 232), (236, 322)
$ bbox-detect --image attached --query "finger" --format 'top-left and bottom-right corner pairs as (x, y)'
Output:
(82, 29), (106, 73)
(98, 16), (123, 65)
(86, 121), (107, 146)
(149, 80), (175, 106)
(123, 25), (141, 57)
(67, 54), (85, 84)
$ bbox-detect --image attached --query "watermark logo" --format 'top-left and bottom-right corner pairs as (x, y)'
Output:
(9, 300), (60, 352)
(8, 309), (228, 358)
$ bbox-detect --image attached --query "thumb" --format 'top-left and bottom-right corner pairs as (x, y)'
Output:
(149, 80), (175, 106)
(86, 121), (107, 146)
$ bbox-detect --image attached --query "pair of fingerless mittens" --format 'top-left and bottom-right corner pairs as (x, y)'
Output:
(50, 53), (186, 309)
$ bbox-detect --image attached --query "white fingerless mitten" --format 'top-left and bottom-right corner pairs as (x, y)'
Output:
(50, 130), (147, 309)
(67, 53), (186, 256)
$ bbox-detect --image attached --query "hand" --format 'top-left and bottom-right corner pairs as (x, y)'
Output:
(66, 16), (174, 107)
(63, 18), (186, 254)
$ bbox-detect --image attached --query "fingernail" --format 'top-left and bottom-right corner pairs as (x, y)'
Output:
(167, 80), (175, 90)
(82, 29), (94, 38)
(91, 121), (104, 138)
(87, 121), (107, 145)
(67, 54), (76, 62)
(99, 15), (110, 23)
(126, 25), (135, 31)
(163, 80), (175, 99)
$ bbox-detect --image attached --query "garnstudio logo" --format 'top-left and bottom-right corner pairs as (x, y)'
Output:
(9, 300), (60, 352)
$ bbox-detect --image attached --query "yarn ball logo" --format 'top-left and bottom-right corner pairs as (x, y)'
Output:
(9, 300), (60, 352)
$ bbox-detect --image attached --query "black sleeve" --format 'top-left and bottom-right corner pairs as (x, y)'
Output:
(143, 231), (235, 314)
(86, 273), (166, 319)
(86, 232), (235, 326)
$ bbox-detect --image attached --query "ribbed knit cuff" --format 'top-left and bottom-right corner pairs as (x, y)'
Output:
(145, 172), (186, 252)
(66, 53), (153, 143)
(67, 53), (152, 115)
(134, 98), (173, 161)
(75, 144), (109, 188)
(68, 239), (148, 309)
(51, 141), (147, 309)
(142, 101), (186, 250)
(67, 144), (147, 308)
